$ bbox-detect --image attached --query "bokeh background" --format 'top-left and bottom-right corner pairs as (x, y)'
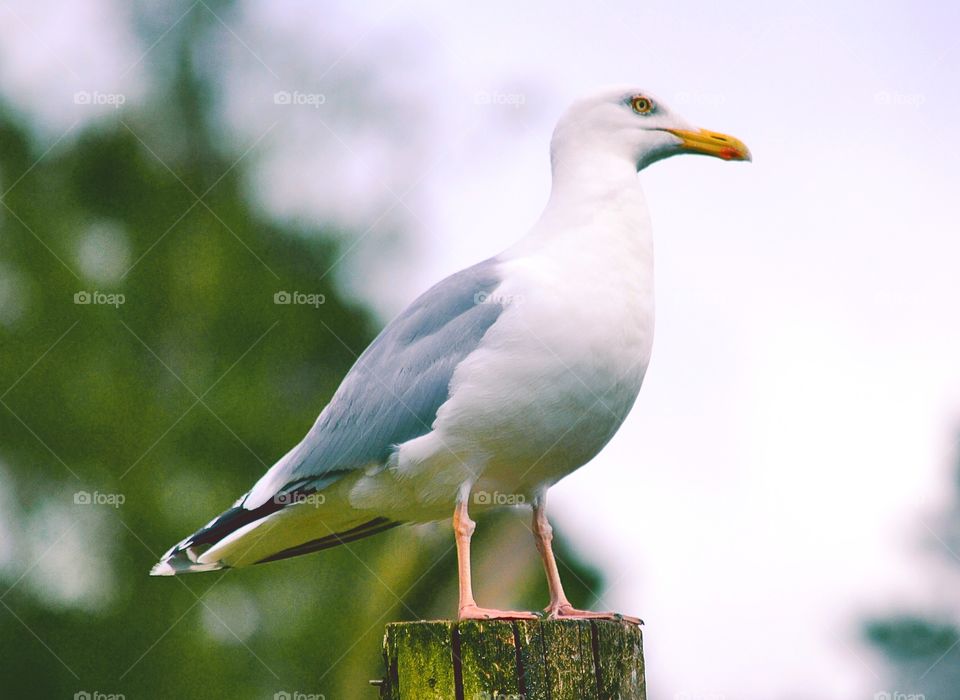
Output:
(1, 1), (958, 698)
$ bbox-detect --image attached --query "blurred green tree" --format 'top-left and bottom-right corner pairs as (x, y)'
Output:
(864, 436), (960, 699)
(0, 4), (604, 698)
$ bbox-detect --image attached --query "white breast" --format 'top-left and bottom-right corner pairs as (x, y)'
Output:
(419, 177), (656, 494)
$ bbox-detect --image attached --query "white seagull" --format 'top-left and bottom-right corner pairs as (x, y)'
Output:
(152, 86), (750, 622)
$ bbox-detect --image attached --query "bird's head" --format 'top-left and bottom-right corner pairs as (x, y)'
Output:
(551, 86), (751, 172)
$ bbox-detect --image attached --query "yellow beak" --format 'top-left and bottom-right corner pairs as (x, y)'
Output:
(664, 128), (752, 162)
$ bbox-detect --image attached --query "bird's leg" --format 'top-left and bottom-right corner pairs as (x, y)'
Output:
(532, 494), (642, 625)
(454, 493), (538, 621)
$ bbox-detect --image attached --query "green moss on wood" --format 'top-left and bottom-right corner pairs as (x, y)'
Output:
(379, 619), (644, 700)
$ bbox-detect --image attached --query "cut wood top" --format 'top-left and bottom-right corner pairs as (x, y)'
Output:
(379, 619), (645, 700)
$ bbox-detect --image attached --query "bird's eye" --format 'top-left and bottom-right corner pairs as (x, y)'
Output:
(631, 95), (654, 115)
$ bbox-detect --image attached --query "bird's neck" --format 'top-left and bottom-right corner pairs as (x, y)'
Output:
(548, 150), (640, 206)
(508, 150), (651, 256)
(545, 150), (648, 231)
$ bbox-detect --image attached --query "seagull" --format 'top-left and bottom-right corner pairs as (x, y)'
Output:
(152, 86), (750, 622)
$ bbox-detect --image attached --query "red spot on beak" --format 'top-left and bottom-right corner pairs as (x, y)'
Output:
(719, 147), (739, 161)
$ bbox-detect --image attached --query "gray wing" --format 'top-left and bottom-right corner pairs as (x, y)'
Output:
(242, 256), (505, 507)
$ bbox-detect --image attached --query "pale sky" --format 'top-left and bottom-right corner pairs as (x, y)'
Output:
(2, 0), (959, 697)
(337, 4), (960, 696)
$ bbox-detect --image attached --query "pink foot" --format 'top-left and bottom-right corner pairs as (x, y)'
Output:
(459, 604), (539, 621)
(545, 603), (643, 625)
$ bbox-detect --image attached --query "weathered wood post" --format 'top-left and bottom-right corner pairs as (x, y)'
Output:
(376, 619), (645, 699)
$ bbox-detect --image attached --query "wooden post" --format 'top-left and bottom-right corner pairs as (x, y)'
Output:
(376, 619), (645, 700)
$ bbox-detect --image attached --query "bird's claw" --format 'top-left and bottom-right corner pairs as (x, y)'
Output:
(458, 604), (539, 621)
(543, 603), (643, 625)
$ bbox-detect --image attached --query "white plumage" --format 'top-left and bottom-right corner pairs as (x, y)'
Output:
(153, 85), (749, 622)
